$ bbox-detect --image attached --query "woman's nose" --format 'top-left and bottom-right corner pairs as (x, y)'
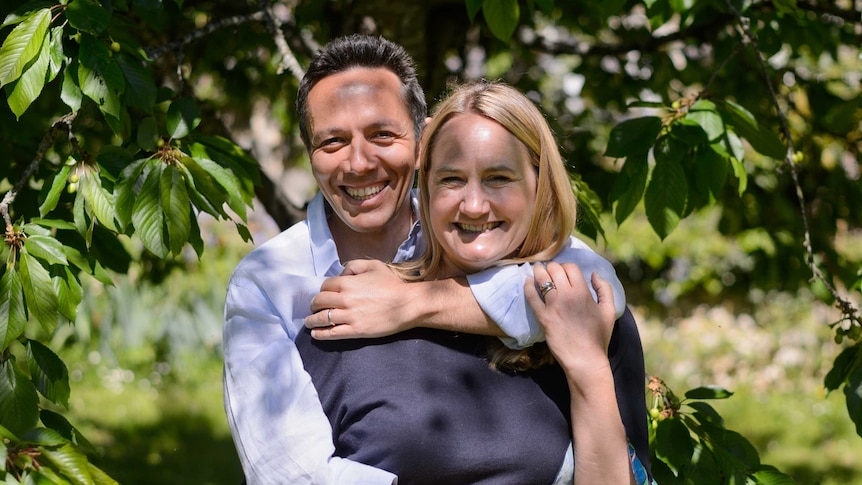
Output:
(460, 184), (489, 216)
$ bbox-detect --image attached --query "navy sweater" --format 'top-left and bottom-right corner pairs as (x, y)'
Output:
(296, 307), (651, 484)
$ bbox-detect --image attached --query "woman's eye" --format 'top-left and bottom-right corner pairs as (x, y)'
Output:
(438, 176), (464, 185)
(487, 175), (512, 185)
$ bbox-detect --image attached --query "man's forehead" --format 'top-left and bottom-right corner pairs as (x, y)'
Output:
(313, 67), (401, 98)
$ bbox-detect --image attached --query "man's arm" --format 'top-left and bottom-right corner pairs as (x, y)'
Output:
(305, 259), (505, 340)
(223, 271), (397, 485)
(305, 238), (625, 346)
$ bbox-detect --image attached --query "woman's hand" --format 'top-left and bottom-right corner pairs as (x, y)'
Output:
(524, 262), (617, 376)
(526, 262), (634, 484)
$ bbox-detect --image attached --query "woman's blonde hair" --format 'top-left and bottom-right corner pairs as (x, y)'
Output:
(398, 80), (578, 371)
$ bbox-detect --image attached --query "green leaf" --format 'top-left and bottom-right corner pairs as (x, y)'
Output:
(611, 152), (649, 226)
(21, 235), (67, 266)
(729, 156), (748, 195)
(19, 251), (60, 333)
(21, 223), (50, 237)
(190, 156), (246, 219)
(685, 385), (734, 400)
(77, 34), (124, 120)
(708, 427), (761, 469)
(117, 54), (156, 113)
(844, 352), (862, 437)
(654, 417), (694, 475)
(692, 146), (728, 205)
(687, 401), (725, 428)
(95, 145), (134, 181)
(573, 177), (605, 240)
(180, 157), (228, 218)
(717, 99), (786, 160)
(79, 170), (119, 232)
(188, 213), (205, 258)
(87, 462), (119, 485)
(465, 0), (483, 21)
(1, 2), (54, 28)
(6, 21), (51, 119)
(26, 219), (76, 231)
(712, 129), (745, 162)
(534, 0), (554, 15)
(166, 97), (201, 139)
(686, 101), (725, 142)
(482, 0), (519, 41)
(72, 188), (93, 244)
(0, 358), (40, 437)
(65, 0), (111, 34)
(669, 119), (709, 147)
(26, 340), (70, 408)
(40, 410), (96, 454)
(0, 8), (50, 88)
(645, 138), (688, 239)
(0, 268), (27, 349)
(131, 163), (167, 258)
(60, 61), (83, 111)
(114, 158), (149, 230)
(825, 344), (860, 392)
(605, 116), (663, 158)
(233, 221), (253, 245)
(752, 468), (797, 484)
(46, 26), (64, 83)
(54, 265), (82, 323)
(38, 442), (94, 485)
(161, 165), (191, 255)
(136, 116), (159, 151)
(189, 135), (260, 195)
(38, 164), (71, 217)
(21, 427), (67, 447)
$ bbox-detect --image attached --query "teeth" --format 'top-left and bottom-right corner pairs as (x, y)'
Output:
(457, 222), (498, 233)
(345, 184), (384, 200)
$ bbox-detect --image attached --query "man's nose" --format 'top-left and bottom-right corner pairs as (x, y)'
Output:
(347, 138), (375, 173)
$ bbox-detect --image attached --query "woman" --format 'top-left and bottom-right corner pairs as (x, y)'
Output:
(296, 81), (653, 484)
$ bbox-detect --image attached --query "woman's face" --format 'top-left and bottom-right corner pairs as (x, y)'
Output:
(427, 113), (538, 275)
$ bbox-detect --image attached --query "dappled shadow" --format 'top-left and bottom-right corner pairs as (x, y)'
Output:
(84, 411), (243, 485)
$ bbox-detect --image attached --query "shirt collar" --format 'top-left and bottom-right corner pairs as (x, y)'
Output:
(307, 190), (424, 275)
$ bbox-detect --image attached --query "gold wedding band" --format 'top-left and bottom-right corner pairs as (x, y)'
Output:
(539, 281), (556, 298)
(327, 308), (334, 326)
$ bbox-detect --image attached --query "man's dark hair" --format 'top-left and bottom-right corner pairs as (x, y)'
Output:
(296, 34), (427, 151)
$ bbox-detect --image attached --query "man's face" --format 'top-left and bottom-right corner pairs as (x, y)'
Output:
(307, 67), (418, 236)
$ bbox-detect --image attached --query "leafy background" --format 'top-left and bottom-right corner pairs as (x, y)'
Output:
(1, 0), (861, 483)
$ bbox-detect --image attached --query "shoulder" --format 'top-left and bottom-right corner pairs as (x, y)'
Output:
(231, 219), (313, 278)
(553, 237), (614, 268)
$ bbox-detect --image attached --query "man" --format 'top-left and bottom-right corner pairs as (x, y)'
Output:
(223, 34), (648, 484)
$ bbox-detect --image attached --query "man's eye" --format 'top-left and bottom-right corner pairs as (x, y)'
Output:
(371, 131), (396, 142)
(317, 138), (345, 151)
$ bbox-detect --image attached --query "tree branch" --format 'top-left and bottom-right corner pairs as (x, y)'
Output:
(724, 0), (860, 327)
(1, 112), (77, 234)
(144, 11), (268, 60)
(259, 0), (306, 79)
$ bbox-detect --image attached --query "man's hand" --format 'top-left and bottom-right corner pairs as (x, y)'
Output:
(305, 259), (416, 340)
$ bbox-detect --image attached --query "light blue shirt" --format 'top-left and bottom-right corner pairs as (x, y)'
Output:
(223, 191), (625, 484)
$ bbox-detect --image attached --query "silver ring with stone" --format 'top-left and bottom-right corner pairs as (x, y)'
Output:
(539, 281), (556, 298)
